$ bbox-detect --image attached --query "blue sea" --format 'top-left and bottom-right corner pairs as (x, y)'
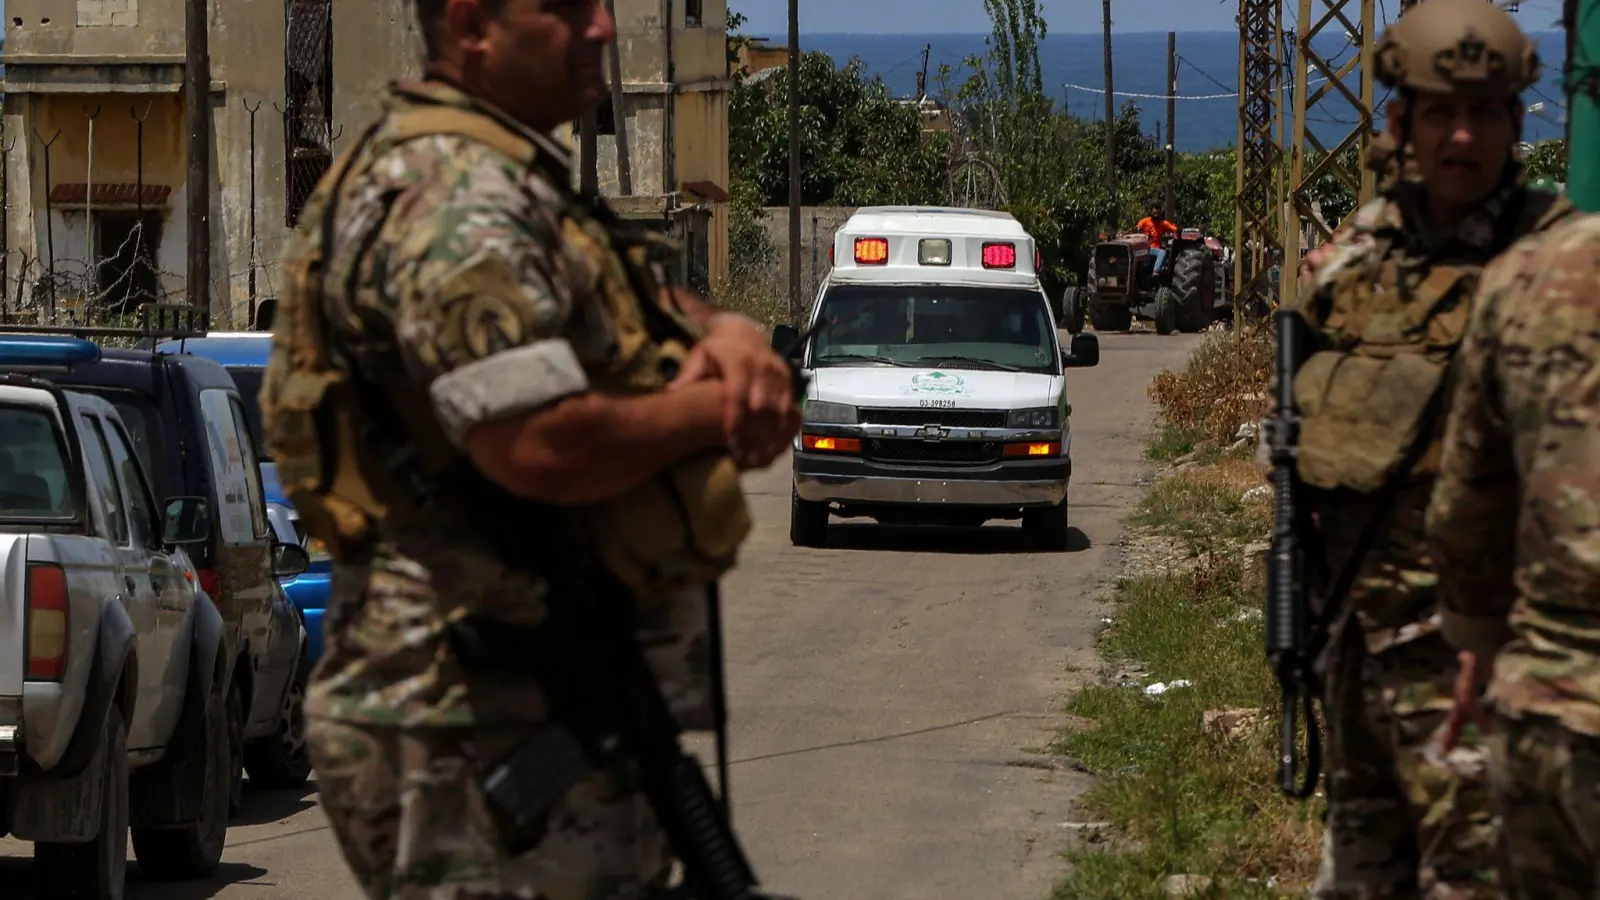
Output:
(787, 31), (1571, 152)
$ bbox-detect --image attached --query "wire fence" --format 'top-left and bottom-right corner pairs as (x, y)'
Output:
(1, 0), (335, 333)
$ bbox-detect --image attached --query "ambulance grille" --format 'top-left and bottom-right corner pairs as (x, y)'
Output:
(865, 439), (1002, 466)
(858, 408), (1007, 429)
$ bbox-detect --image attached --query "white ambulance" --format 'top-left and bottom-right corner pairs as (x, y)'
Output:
(771, 205), (1100, 551)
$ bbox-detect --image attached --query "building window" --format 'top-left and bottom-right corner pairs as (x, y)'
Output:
(94, 212), (162, 318)
(572, 97), (618, 136)
(685, 0), (703, 27)
(284, 0), (334, 227)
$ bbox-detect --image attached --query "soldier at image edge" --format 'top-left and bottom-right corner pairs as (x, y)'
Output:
(1271, 0), (1579, 896)
(1424, 210), (1600, 894)
(256, 0), (802, 897)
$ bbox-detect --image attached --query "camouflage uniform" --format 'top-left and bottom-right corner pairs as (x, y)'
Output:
(261, 80), (727, 899)
(1281, 5), (1574, 895)
(1292, 169), (1569, 899)
(1426, 211), (1600, 899)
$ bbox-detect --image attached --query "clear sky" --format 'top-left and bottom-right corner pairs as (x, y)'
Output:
(729, 0), (1566, 35)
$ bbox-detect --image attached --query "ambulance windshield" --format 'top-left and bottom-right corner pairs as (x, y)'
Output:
(810, 284), (1057, 374)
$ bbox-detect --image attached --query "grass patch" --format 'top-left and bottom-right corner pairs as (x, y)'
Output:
(1049, 458), (1322, 899)
(1133, 458), (1271, 555)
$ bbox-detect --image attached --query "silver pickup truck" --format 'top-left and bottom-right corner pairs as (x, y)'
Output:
(0, 371), (248, 900)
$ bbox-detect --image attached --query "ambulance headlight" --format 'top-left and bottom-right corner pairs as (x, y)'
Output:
(802, 401), (858, 425)
(918, 239), (952, 266)
(1007, 407), (1058, 428)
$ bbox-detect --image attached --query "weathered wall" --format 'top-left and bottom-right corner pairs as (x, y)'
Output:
(331, 0), (423, 140)
(4, 0), (183, 56)
(753, 206), (856, 306)
(676, 89), (728, 284)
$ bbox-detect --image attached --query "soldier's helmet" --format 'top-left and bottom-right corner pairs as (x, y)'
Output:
(1374, 0), (1540, 98)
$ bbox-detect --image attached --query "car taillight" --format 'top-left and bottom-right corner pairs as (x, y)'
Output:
(982, 242), (1017, 268)
(27, 563), (68, 680)
(197, 568), (222, 605)
(854, 237), (889, 265)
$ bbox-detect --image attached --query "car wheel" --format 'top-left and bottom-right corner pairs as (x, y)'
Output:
(34, 705), (129, 900)
(243, 654), (312, 790)
(1023, 500), (1070, 552)
(790, 487), (829, 548)
(130, 683), (230, 879)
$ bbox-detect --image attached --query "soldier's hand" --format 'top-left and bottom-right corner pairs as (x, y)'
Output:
(670, 313), (795, 439)
(729, 404), (801, 470)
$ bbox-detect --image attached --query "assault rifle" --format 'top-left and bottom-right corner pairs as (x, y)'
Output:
(1263, 307), (1322, 800)
(438, 328), (818, 900)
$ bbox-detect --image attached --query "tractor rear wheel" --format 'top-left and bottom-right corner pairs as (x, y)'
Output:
(1169, 245), (1213, 333)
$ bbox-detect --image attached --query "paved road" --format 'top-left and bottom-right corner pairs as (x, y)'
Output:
(0, 330), (1203, 900)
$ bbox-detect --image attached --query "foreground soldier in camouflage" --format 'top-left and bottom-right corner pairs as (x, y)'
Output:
(1426, 211), (1600, 898)
(1279, 0), (1576, 895)
(259, 0), (800, 896)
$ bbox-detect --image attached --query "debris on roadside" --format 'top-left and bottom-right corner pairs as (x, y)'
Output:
(1164, 874), (1215, 898)
(1241, 484), (1271, 502)
(1203, 706), (1266, 741)
(1143, 679), (1192, 696)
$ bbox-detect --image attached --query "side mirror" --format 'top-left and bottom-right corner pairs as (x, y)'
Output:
(1061, 334), (1100, 369)
(272, 542), (312, 578)
(770, 323), (799, 357)
(161, 496), (213, 545)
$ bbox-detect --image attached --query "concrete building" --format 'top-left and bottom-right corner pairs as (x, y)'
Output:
(556, 0), (735, 291)
(1, 0), (420, 328)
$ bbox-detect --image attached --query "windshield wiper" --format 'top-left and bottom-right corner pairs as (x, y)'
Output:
(910, 355), (1023, 372)
(814, 353), (913, 367)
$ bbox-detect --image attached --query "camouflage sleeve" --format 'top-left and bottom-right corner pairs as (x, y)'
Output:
(1427, 247), (1522, 660)
(381, 140), (590, 448)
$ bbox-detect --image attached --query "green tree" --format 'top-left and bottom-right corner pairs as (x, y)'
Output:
(728, 52), (949, 208)
(1524, 139), (1567, 181)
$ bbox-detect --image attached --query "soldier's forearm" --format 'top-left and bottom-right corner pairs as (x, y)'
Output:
(463, 381), (727, 505)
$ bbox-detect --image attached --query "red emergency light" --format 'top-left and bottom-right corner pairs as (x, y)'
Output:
(981, 242), (1017, 269)
(854, 237), (889, 265)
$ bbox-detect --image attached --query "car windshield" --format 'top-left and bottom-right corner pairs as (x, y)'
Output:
(0, 405), (75, 520)
(225, 367), (269, 461)
(810, 284), (1057, 374)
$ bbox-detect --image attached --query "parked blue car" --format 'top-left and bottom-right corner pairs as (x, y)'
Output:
(156, 333), (331, 664)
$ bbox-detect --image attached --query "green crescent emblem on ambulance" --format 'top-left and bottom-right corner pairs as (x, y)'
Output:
(905, 371), (967, 395)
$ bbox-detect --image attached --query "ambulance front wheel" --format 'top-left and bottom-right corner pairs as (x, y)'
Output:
(790, 487), (829, 547)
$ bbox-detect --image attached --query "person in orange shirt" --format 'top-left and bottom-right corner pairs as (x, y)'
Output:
(1137, 204), (1180, 275)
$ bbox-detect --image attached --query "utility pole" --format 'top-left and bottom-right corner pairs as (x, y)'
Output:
(604, 0), (632, 195)
(787, 0), (801, 322)
(580, 109), (599, 195)
(1166, 31), (1176, 221)
(185, 0), (212, 315)
(1102, 0), (1117, 220)
(1234, 0), (1283, 314)
(1284, 0), (1377, 305)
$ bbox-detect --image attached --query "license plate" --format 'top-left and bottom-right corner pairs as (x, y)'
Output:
(918, 399), (956, 409)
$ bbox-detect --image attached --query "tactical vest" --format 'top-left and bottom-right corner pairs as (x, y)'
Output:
(1292, 189), (1572, 494)
(263, 97), (752, 600)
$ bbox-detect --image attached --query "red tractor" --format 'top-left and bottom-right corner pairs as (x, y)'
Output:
(1060, 228), (1233, 335)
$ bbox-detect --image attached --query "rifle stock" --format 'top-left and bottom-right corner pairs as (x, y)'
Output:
(1265, 307), (1322, 799)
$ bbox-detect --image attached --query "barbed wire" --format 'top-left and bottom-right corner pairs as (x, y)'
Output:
(1, 93), (321, 331)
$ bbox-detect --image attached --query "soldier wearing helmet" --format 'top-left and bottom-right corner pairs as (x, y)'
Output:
(1269, 0), (1580, 896)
